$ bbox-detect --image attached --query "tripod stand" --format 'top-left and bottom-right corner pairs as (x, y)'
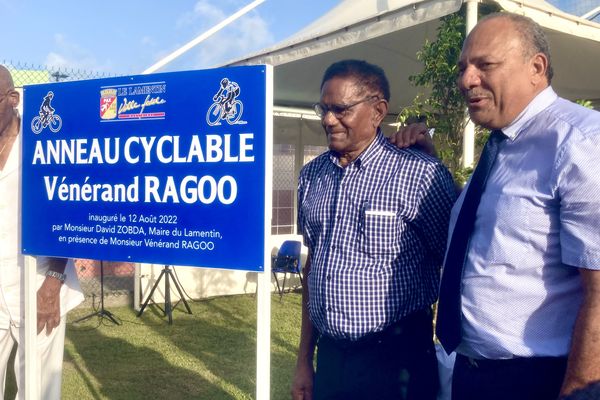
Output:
(137, 265), (192, 324)
(74, 261), (120, 325)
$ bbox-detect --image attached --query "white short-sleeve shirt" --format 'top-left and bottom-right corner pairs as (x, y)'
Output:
(0, 134), (83, 329)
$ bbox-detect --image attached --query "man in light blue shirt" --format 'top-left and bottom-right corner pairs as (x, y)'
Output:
(394, 12), (600, 400)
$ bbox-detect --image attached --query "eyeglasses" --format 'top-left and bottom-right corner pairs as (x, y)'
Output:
(313, 95), (379, 119)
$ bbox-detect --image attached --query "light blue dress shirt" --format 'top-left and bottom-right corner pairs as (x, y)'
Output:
(450, 87), (600, 359)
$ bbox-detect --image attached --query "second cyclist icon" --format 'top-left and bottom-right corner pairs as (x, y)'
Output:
(206, 78), (244, 126)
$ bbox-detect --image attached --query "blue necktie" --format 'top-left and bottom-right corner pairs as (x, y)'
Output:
(436, 129), (508, 354)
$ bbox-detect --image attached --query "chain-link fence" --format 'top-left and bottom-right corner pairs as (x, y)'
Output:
(75, 260), (136, 306)
(3, 60), (115, 87)
(272, 143), (296, 235)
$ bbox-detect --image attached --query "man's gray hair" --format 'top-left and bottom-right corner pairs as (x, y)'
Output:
(480, 12), (554, 83)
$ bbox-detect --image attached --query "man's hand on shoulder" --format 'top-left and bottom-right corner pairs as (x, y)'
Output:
(388, 122), (437, 157)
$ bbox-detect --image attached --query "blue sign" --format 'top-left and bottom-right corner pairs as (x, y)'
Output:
(22, 66), (270, 271)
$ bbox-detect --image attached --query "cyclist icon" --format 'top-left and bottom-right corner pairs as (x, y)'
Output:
(206, 78), (244, 126)
(40, 91), (55, 120)
(31, 91), (62, 134)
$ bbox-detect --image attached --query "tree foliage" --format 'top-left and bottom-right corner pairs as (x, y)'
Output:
(398, 13), (467, 179)
(576, 99), (594, 109)
(398, 6), (498, 184)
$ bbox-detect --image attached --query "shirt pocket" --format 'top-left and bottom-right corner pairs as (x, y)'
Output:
(361, 210), (399, 256)
(471, 194), (532, 266)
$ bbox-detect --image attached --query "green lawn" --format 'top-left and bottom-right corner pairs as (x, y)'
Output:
(60, 293), (302, 400)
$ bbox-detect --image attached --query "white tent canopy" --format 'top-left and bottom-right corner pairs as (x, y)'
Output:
(226, 0), (600, 116)
(165, 0), (600, 314)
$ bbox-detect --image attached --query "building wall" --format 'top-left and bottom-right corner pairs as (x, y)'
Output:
(140, 233), (307, 302)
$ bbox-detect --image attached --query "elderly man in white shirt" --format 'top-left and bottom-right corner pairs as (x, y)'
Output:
(0, 65), (83, 399)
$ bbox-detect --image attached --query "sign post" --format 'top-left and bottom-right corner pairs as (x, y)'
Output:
(22, 65), (273, 399)
(24, 257), (38, 400)
(257, 72), (273, 400)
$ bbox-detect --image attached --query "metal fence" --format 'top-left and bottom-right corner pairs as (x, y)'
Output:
(75, 260), (136, 305)
(3, 60), (115, 87)
(272, 144), (296, 235)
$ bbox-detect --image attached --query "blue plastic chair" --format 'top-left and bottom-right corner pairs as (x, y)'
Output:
(271, 240), (303, 300)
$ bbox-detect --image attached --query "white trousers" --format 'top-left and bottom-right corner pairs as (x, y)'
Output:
(0, 317), (66, 400)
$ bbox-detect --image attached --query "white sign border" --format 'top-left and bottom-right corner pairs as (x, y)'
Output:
(256, 64), (273, 400)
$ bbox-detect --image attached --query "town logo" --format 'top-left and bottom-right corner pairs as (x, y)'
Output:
(206, 77), (246, 126)
(100, 83), (167, 123)
(100, 88), (118, 120)
(31, 91), (63, 134)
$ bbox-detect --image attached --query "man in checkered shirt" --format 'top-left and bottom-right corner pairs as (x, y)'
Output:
(290, 59), (457, 400)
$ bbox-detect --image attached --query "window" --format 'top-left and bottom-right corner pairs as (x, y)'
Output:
(271, 144), (328, 235)
(272, 144), (295, 235)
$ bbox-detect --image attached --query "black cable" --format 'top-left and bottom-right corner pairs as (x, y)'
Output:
(171, 266), (197, 302)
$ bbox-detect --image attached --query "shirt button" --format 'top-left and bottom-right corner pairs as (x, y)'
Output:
(331, 245), (336, 250)
(327, 306), (332, 312)
(326, 275), (331, 281)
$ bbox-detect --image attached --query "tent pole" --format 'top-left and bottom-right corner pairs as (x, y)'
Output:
(582, 6), (600, 20)
(142, 0), (266, 74)
(465, 0), (478, 32)
(462, 0), (478, 168)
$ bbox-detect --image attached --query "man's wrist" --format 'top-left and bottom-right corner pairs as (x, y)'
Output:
(45, 270), (66, 283)
(36, 257), (68, 274)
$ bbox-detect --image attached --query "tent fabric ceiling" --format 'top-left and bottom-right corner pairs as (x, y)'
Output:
(497, 0), (600, 103)
(225, 0), (600, 115)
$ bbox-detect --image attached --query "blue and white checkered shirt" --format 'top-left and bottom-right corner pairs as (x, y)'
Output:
(298, 131), (456, 340)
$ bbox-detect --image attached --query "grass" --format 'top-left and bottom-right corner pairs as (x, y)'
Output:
(55, 292), (302, 400)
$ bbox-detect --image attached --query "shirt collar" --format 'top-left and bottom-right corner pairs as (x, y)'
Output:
(328, 129), (385, 169)
(502, 86), (557, 140)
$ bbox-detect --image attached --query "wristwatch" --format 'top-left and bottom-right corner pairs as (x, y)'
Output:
(46, 270), (66, 283)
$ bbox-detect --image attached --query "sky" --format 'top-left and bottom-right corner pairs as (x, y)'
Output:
(1, 0), (598, 77)
(1, 0), (340, 75)
(548, 0), (600, 19)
